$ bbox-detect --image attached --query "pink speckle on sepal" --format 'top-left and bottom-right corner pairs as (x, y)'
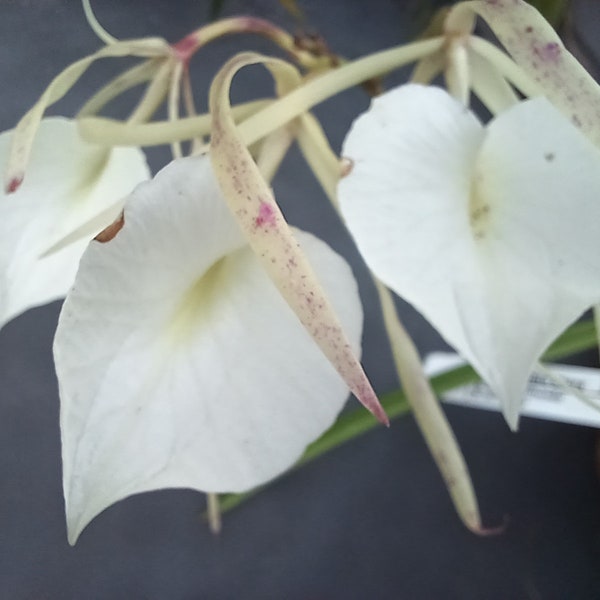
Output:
(5, 174), (23, 194)
(335, 360), (389, 426)
(254, 201), (277, 228)
(533, 41), (561, 64)
(355, 380), (389, 426)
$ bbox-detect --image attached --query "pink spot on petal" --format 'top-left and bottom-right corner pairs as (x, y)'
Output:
(254, 201), (277, 228)
(340, 157), (354, 178)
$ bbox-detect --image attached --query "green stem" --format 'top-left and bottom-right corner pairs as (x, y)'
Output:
(218, 318), (598, 513)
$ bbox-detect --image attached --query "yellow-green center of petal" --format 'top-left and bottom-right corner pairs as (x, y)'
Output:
(468, 170), (491, 241)
(168, 256), (230, 344)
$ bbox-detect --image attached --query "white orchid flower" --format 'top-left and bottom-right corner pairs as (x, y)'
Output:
(338, 83), (600, 430)
(0, 117), (149, 328)
(54, 154), (365, 544)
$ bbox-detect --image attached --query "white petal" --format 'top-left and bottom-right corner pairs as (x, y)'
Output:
(54, 155), (363, 544)
(0, 117), (149, 326)
(339, 84), (600, 429)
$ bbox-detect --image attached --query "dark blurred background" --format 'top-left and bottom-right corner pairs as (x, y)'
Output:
(1, 1), (600, 598)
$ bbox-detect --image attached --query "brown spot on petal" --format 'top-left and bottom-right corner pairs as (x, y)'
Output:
(94, 212), (124, 243)
(361, 77), (384, 98)
(340, 157), (354, 178)
(469, 173), (492, 241)
(293, 32), (331, 59)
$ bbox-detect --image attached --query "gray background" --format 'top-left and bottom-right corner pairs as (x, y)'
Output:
(1, 1), (600, 598)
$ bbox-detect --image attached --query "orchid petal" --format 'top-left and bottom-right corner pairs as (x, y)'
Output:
(0, 117), (149, 327)
(339, 84), (600, 429)
(54, 154), (363, 544)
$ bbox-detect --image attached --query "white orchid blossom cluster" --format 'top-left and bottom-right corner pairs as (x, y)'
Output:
(4, 0), (600, 543)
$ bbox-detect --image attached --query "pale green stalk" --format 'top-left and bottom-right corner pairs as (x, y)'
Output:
(5, 37), (170, 191)
(296, 111), (485, 534)
(82, 0), (118, 45)
(167, 61), (184, 158)
(445, 37), (471, 106)
(595, 308), (600, 364)
(468, 37), (543, 98)
(295, 113), (340, 204)
(468, 48), (519, 114)
(376, 282), (485, 533)
(181, 68), (205, 154)
(235, 39), (443, 147)
(77, 38), (443, 149)
(77, 59), (162, 117)
(77, 99), (272, 146)
(128, 59), (174, 124)
(410, 52), (444, 85)
(206, 493), (221, 535)
(253, 59), (300, 183)
(255, 125), (297, 183)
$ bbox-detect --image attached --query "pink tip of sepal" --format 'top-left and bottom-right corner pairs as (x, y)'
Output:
(358, 383), (389, 427)
(467, 514), (509, 537)
(375, 406), (390, 428)
(5, 174), (23, 194)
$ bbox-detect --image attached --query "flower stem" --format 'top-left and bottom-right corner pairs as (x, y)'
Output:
(77, 99), (272, 146)
(237, 37), (443, 147)
(172, 16), (334, 70)
(469, 36), (543, 98)
(77, 38), (443, 149)
(206, 493), (222, 534)
(82, 0), (118, 45)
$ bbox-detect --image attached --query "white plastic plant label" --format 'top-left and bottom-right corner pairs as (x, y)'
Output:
(424, 352), (600, 428)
